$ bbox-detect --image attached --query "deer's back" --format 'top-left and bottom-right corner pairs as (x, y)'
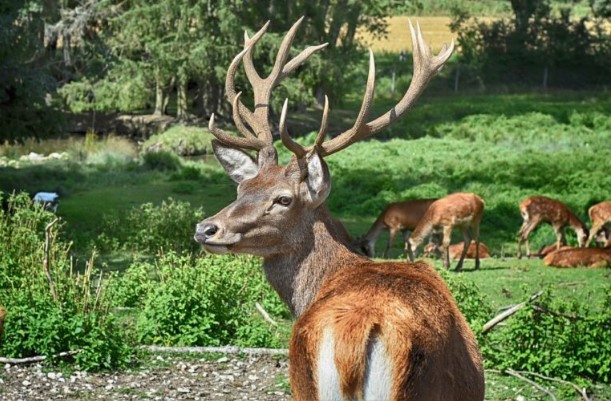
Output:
(382, 199), (437, 230)
(543, 247), (611, 268)
(520, 196), (572, 223)
(589, 201), (611, 222)
(290, 260), (484, 401)
(428, 193), (484, 225)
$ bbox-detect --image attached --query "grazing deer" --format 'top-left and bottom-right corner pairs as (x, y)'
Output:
(424, 240), (491, 261)
(517, 196), (589, 259)
(543, 246), (611, 268)
(406, 193), (485, 271)
(586, 201), (611, 248)
(194, 19), (484, 401)
(358, 198), (437, 258)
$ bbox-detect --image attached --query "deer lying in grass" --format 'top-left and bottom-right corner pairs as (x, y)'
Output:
(586, 200), (611, 248)
(517, 195), (589, 258)
(407, 192), (485, 271)
(424, 240), (491, 261)
(536, 243), (572, 258)
(543, 246), (611, 268)
(194, 19), (484, 401)
(358, 198), (437, 258)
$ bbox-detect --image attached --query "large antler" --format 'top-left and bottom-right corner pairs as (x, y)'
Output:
(280, 20), (454, 158)
(208, 18), (328, 156)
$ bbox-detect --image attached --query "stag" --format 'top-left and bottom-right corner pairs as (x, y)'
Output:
(406, 192), (485, 271)
(358, 198), (437, 258)
(194, 19), (484, 401)
(586, 200), (611, 247)
(517, 196), (589, 259)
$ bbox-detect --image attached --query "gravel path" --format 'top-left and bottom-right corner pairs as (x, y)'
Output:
(0, 354), (291, 401)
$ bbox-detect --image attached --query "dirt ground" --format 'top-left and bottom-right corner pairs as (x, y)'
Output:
(0, 353), (291, 401)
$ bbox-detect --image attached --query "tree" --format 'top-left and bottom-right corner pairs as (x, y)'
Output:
(0, 0), (64, 142)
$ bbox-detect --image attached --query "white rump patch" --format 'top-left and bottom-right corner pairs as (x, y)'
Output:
(317, 328), (392, 401)
(363, 336), (392, 400)
(317, 328), (345, 401)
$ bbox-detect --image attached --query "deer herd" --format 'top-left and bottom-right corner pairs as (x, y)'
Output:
(192, 18), (609, 401)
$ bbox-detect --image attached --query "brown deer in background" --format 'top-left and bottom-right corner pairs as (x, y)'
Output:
(0, 305), (5, 339)
(517, 196), (589, 259)
(194, 19), (484, 401)
(424, 240), (491, 261)
(407, 192), (485, 271)
(358, 198), (437, 258)
(586, 200), (611, 247)
(543, 246), (611, 268)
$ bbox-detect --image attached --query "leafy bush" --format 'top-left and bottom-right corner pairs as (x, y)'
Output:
(141, 125), (216, 156)
(97, 198), (203, 254)
(141, 150), (182, 171)
(133, 252), (289, 348)
(483, 289), (611, 383)
(0, 193), (133, 370)
(438, 269), (493, 332)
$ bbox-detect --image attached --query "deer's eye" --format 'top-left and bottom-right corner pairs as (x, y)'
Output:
(275, 195), (292, 207)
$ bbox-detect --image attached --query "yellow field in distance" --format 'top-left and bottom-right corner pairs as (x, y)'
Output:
(357, 16), (454, 54)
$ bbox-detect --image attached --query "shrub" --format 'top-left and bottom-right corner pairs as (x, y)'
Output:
(483, 289), (611, 383)
(134, 252), (289, 348)
(97, 198), (203, 254)
(0, 192), (133, 370)
(141, 125), (216, 156)
(141, 150), (182, 171)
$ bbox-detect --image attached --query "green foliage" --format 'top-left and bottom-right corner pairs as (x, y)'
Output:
(438, 269), (493, 331)
(142, 125), (216, 156)
(450, 1), (611, 89)
(0, 0), (64, 142)
(483, 289), (611, 383)
(97, 198), (203, 254)
(132, 253), (288, 347)
(0, 193), (133, 370)
(141, 150), (182, 171)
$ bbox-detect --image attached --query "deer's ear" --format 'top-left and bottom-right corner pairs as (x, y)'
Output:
(301, 151), (331, 208)
(212, 140), (259, 184)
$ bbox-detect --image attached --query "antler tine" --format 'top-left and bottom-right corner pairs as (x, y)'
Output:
(224, 22), (270, 143)
(279, 99), (307, 158)
(232, 92), (257, 140)
(208, 114), (266, 151)
(314, 95), (330, 149)
(242, 31), (262, 89)
(317, 49), (376, 157)
(317, 19), (454, 157)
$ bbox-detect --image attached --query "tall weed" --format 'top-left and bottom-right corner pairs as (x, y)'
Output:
(0, 193), (133, 370)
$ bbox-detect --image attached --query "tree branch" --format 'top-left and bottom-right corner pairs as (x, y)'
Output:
(505, 369), (557, 401)
(139, 345), (288, 356)
(0, 350), (81, 365)
(482, 290), (543, 334)
(514, 370), (591, 401)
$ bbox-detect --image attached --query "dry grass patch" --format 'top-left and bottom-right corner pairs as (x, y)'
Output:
(357, 16), (454, 53)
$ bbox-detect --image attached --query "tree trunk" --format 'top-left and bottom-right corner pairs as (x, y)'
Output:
(176, 75), (188, 120)
(154, 76), (164, 116)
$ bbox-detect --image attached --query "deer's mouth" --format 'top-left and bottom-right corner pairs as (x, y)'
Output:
(194, 231), (243, 254)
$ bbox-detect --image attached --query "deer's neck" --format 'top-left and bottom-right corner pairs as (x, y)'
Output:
(410, 219), (434, 248)
(567, 213), (585, 231)
(262, 206), (364, 317)
(363, 215), (386, 242)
